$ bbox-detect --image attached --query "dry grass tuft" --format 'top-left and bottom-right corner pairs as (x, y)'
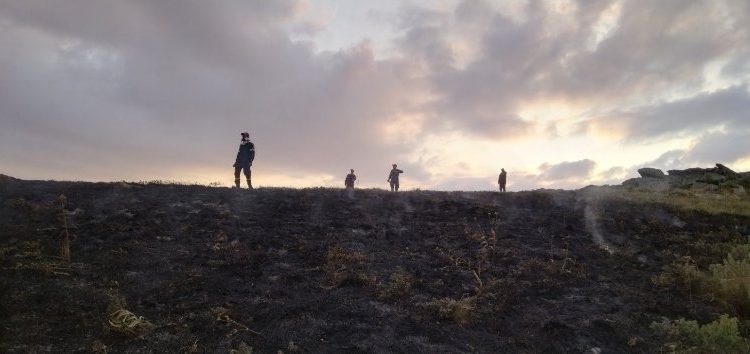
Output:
(425, 296), (476, 325)
(105, 289), (156, 338)
(607, 189), (750, 217)
(230, 341), (254, 354)
(10, 241), (70, 276)
(324, 245), (373, 287)
(379, 267), (414, 299)
(107, 309), (156, 338)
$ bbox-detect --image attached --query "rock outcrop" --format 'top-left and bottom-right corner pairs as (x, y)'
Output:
(637, 168), (665, 179)
(624, 163), (749, 195)
(0, 174), (20, 183)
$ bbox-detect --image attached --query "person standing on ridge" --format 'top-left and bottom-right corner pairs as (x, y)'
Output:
(345, 169), (357, 189)
(233, 132), (255, 189)
(498, 168), (507, 192)
(387, 164), (404, 192)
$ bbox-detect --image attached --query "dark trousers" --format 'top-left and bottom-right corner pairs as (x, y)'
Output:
(390, 181), (399, 192)
(234, 165), (251, 187)
(499, 183), (506, 192)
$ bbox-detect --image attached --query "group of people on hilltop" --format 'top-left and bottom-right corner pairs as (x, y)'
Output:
(344, 164), (401, 191)
(233, 132), (507, 192)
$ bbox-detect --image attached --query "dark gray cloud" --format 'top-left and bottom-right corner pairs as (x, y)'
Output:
(0, 0), (427, 184)
(639, 131), (750, 171)
(686, 132), (750, 164)
(590, 85), (750, 142)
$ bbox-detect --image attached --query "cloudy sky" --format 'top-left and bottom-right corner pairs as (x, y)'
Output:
(1, 0), (749, 190)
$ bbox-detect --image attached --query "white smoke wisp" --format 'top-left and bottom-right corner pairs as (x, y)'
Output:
(584, 204), (615, 254)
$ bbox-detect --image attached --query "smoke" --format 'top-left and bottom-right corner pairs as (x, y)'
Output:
(584, 203), (615, 254)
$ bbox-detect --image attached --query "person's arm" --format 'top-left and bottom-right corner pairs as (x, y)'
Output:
(397, 169), (403, 173)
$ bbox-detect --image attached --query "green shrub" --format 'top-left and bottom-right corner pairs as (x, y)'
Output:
(708, 251), (750, 312)
(650, 315), (750, 353)
(653, 256), (703, 293)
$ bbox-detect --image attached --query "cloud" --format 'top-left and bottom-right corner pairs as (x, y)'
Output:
(538, 159), (596, 182)
(1, 0), (750, 189)
(639, 131), (750, 170)
(393, 0), (750, 141)
(685, 131), (750, 164)
(0, 0), (428, 185)
(589, 86), (750, 142)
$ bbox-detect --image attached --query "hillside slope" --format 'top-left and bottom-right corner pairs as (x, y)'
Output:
(1, 178), (749, 353)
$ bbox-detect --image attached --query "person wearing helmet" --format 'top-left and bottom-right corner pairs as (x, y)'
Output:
(345, 169), (357, 189)
(233, 132), (255, 189)
(387, 164), (404, 192)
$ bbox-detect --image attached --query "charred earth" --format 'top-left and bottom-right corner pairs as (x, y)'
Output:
(1, 175), (750, 353)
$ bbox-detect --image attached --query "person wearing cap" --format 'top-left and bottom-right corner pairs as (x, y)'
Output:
(387, 164), (404, 192)
(345, 169), (357, 189)
(233, 132), (255, 189)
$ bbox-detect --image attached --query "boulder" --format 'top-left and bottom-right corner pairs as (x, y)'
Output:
(667, 169), (726, 185)
(637, 168), (665, 178)
(667, 168), (712, 177)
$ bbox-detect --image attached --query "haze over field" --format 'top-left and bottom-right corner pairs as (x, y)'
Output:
(1, 0), (749, 190)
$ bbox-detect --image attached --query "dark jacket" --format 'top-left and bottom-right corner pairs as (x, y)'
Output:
(388, 168), (403, 183)
(498, 171), (507, 185)
(234, 139), (255, 167)
(345, 173), (356, 187)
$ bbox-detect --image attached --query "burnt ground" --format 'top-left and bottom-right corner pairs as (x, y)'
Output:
(1, 178), (749, 353)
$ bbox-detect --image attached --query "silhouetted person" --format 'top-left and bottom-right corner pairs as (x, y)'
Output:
(233, 132), (255, 189)
(388, 164), (403, 192)
(498, 168), (507, 192)
(345, 169), (357, 189)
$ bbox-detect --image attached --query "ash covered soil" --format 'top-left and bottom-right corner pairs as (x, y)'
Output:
(1, 178), (749, 353)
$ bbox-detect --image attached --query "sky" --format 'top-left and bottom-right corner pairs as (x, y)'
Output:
(1, 0), (749, 191)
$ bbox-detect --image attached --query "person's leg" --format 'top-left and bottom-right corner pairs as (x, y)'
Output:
(234, 167), (242, 188)
(390, 182), (394, 192)
(243, 167), (252, 189)
(395, 182), (399, 192)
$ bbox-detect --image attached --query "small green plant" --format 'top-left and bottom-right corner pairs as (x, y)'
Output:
(650, 315), (750, 353)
